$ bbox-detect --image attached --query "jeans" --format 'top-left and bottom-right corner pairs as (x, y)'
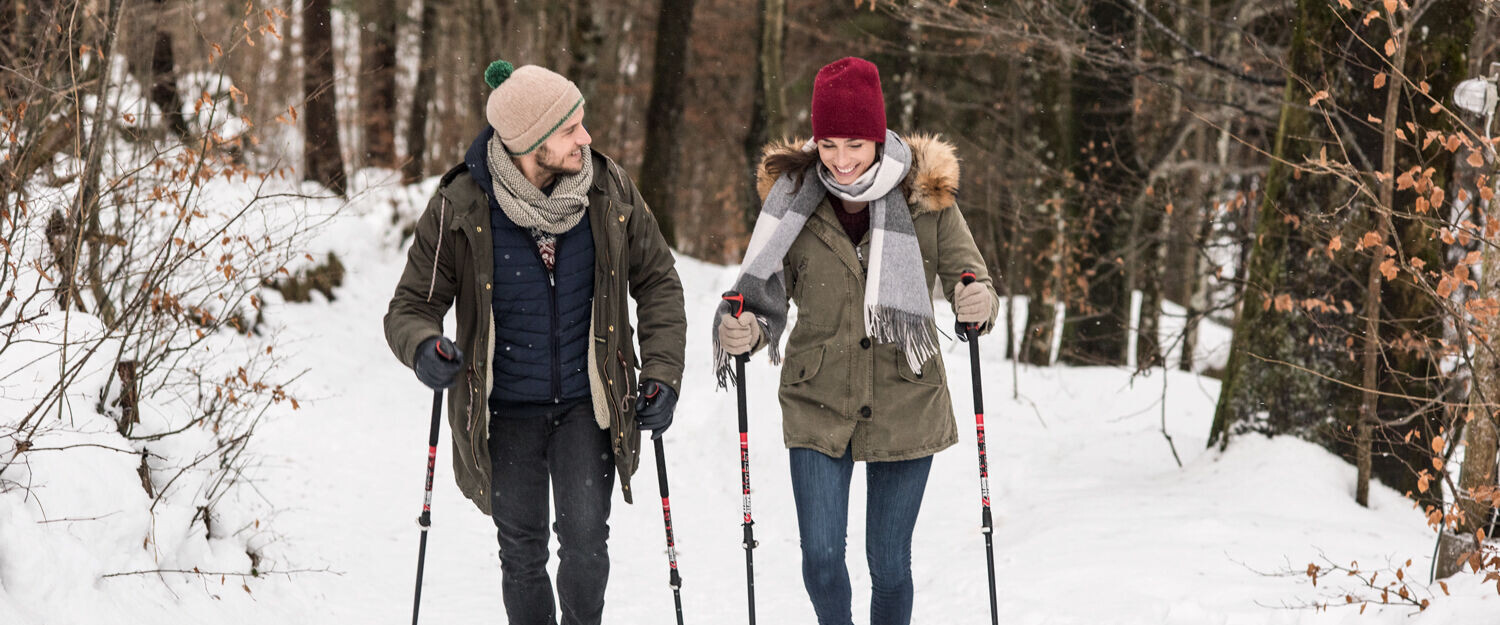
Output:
(789, 447), (934, 625)
(488, 401), (614, 625)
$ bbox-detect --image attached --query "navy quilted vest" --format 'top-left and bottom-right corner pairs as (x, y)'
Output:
(465, 129), (595, 407)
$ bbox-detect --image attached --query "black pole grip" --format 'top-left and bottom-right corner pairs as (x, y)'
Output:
(722, 291), (746, 318)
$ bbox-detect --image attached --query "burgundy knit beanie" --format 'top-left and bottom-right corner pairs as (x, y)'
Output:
(811, 57), (886, 143)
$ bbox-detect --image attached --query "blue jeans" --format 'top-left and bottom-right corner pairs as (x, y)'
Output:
(789, 447), (934, 625)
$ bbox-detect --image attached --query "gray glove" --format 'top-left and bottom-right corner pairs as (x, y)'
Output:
(718, 312), (761, 355)
(954, 281), (993, 324)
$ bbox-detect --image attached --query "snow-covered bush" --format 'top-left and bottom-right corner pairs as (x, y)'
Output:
(0, 0), (326, 599)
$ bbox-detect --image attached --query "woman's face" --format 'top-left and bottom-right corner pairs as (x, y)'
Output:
(817, 138), (877, 185)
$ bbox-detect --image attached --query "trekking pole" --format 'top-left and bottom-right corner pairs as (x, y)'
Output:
(653, 437), (686, 625)
(959, 271), (1000, 625)
(411, 387), (443, 625)
(722, 290), (758, 625)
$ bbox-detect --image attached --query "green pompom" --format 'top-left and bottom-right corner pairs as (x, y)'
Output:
(485, 60), (515, 89)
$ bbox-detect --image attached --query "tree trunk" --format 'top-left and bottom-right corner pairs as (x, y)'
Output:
(743, 0), (787, 230)
(464, 0), (490, 125)
(1439, 6), (1499, 577)
(893, 10), (919, 132)
(359, 0), (398, 169)
(638, 0), (698, 247)
(403, 0), (439, 184)
(0, 0), (15, 100)
(569, 0), (604, 100)
(125, 0), (187, 140)
(1442, 127), (1500, 575)
(1020, 51), (1071, 368)
(303, 0), (347, 196)
(1059, 0), (1140, 366)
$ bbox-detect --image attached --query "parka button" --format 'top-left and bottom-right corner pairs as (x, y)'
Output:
(860, 406), (871, 418)
(860, 338), (871, 349)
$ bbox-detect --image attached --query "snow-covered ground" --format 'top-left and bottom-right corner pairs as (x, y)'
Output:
(2, 173), (1498, 624)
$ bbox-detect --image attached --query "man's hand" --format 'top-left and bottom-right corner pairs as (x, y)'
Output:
(634, 379), (678, 440)
(415, 336), (464, 389)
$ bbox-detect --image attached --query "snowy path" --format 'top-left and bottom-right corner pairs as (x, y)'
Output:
(5, 182), (1498, 624)
(248, 213), (1486, 624)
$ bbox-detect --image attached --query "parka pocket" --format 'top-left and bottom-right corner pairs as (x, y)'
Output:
(896, 350), (944, 387)
(781, 345), (826, 385)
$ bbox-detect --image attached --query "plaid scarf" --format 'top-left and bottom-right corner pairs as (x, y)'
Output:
(714, 130), (935, 388)
(486, 133), (593, 235)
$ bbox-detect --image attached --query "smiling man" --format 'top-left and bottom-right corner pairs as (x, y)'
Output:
(384, 59), (686, 625)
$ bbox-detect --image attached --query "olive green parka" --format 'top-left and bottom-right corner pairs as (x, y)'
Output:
(753, 134), (998, 461)
(385, 150), (686, 513)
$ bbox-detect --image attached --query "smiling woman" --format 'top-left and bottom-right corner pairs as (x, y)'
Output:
(713, 56), (1000, 625)
(816, 138), (876, 187)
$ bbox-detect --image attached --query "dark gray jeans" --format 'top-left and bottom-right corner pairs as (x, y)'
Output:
(488, 400), (614, 625)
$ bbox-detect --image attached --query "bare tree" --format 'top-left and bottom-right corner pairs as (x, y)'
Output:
(360, 0), (399, 169)
(743, 0), (787, 228)
(404, 0), (441, 183)
(303, 0), (347, 195)
(638, 0), (699, 246)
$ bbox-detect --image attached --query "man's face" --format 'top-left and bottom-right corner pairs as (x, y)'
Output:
(535, 108), (591, 175)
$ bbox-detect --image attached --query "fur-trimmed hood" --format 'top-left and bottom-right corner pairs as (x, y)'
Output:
(755, 133), (960, 216)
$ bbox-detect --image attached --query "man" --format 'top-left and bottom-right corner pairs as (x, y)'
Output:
(384, 59), (686, 625)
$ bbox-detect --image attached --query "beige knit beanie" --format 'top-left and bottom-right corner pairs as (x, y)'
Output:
(484, 60), (585, 156)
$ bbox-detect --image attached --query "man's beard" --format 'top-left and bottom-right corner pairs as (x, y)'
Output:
(537, 144), (583, 176)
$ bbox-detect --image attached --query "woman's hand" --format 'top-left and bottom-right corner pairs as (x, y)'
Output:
(954, 281), (993, 325)
(719, 312), (762, 355)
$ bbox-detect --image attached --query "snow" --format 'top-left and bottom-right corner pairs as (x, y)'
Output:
(2, 174), (1498, 624)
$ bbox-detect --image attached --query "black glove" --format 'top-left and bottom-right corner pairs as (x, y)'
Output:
(414, 336), (464, 390)
(633, 379), (677, 440)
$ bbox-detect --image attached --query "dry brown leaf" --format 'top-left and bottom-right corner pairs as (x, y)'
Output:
(1380, 258), (1399, 281)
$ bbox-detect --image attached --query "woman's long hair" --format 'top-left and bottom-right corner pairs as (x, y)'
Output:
(762, 149), (821, 194)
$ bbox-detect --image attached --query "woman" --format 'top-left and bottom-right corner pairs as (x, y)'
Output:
(712, 57), (998, 625)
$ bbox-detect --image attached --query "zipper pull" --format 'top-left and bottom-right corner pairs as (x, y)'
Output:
(549, 271), (556, 287)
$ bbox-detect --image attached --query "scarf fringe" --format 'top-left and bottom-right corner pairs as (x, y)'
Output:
(865, 306), (938, 373)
